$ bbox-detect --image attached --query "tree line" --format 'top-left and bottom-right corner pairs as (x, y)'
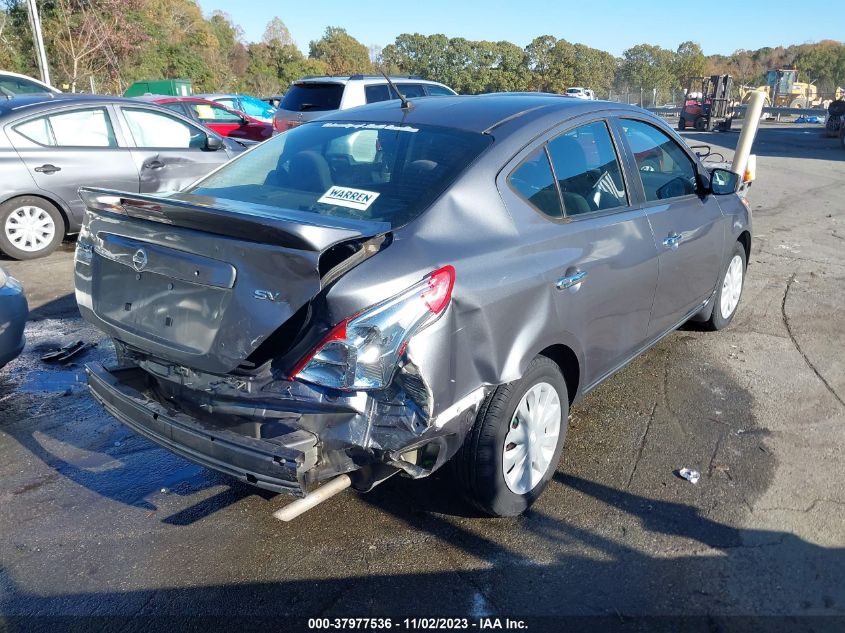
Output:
(2, 0), (844, 100)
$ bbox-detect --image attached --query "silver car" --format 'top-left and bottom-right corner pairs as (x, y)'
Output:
(75, 95), (750, 517)
(0, 266), (28, 368)
(0, 95), (244, 259)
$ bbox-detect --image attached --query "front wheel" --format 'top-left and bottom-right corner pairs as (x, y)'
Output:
(706, 242), (747, 330)
(453, 356), (569, 517)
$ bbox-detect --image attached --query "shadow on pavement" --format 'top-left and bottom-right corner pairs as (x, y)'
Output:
(0, 471), (843, 630)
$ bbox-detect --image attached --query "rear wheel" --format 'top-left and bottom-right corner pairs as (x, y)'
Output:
(678, 117), (686, 131)
(694, 116), (707, 131)
(0, 196), (64, 260)
(706, 242), (746, 330)
(453, 356), (569, 517)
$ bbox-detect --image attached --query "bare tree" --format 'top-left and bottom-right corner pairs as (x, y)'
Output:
(48, 0), (117, 92)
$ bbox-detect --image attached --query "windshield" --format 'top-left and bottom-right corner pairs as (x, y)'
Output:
(280, 83), (344, 112)
(188, 121), (492, 226)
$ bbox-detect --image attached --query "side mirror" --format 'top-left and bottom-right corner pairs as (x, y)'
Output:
(205, 134), (224, 151)
(709, 168), (740, 195)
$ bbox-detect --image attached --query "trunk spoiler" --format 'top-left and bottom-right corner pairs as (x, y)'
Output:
(78, 188), (391, 253)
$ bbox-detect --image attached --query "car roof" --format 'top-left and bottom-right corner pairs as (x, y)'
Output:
(321, 93), (640, 135)
(294, 75), (450, 87)
(0, 70), (61, 93)
(0, 93), (183, 119)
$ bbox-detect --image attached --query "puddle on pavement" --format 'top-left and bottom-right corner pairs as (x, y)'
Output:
(17, 368), (88, 394)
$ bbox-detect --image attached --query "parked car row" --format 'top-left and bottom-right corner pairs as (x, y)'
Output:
(0, 95), (245, 258)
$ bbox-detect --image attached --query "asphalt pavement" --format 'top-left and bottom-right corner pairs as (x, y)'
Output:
(0, 122), (843, 631)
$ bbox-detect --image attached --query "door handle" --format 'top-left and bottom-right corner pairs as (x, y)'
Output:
(663, 232), (683, 250)
(34, 164), (61, 174)
(143, 160), (165, 170)
(556, 270), (587, 291)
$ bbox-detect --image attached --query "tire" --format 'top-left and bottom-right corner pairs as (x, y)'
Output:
(789, 98), (808, 109)
(694, 116), (707, 131)
(678, 117), (686, 131)
(706, 242), (747, 331)
(453, 355), (569, 517)
(0, 196), (64, 260)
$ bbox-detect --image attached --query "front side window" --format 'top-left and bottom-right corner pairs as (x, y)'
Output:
(191, 103), (242, 123)
(508, 147), (563, 219)
(0, 76), (49, 95)
(621, 119), (698, 201)
(186, 120), (492, 227)
(122, 108), (206, 149)
(216, 98), (237, 110)
(14, 107), (116, 147)
(547, 120), (627, 215)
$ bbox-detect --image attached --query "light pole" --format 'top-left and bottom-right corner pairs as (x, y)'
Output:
(25, 0), (51, 86)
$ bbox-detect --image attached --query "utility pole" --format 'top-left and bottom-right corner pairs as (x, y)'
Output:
(26, 0), (51, 87)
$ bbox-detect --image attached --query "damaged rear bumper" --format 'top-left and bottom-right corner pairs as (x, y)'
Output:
(86, 362), (318, 496)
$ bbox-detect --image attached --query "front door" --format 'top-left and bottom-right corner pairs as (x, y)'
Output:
(616, 118), (726, 338)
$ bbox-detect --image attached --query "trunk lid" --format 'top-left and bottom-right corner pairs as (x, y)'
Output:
(75, 188), (389, 375)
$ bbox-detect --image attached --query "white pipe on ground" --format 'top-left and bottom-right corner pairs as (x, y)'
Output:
(273, 474), (352, 522)
(732, 90), (766, 178)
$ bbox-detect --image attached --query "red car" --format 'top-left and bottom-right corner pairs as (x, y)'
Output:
(146, 97), (273, 143)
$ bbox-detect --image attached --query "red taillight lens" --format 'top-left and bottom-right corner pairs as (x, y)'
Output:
(290, 266), (456, 390)
(287, 317), (348, 379)
(421, 265), (455, 314)
(273, 119), (303, 133)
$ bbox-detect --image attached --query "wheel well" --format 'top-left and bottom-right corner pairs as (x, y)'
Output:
(1, 193), (70, 236)
(539, 344), (579, 405)
(738, 230), (751, 264)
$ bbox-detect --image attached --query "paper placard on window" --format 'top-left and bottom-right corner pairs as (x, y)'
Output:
(318, 186), (380, 211)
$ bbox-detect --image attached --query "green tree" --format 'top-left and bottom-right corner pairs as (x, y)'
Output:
(617, 43), (675, 103)
(673, 41), (706, 89)
(309, 26), (371, 75)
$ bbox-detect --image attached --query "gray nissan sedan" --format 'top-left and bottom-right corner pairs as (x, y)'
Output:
(75, 94), (750, 517)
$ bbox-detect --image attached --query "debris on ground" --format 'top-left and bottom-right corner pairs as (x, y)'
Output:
(41, 341), (92, 364)
(678, 468), (701, 484)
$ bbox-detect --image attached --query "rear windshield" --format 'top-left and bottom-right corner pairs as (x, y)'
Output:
(188, 121), (492, 226)
(280, 83), (344, 112)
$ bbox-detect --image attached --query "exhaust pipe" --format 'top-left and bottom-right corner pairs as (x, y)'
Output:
(273, 474), (352, 522)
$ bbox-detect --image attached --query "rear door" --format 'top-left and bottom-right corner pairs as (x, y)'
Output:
(614, 118), (725, 338)
(7, 105), (139, 219)
(115, 105), (231, 193)
(499, 117), (659, 388)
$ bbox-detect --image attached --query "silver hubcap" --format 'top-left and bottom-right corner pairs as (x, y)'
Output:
(502, 381), (562, 495)
(720, 254), (743, 319)
(5, 205), (55, 252)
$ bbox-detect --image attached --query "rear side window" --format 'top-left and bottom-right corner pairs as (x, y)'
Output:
(425, 84), (455, 96)
(14, 108), (117, 147)
(620, 119), (698, 201)
(188, 121), (492, 227)
(508, 147), (564, 218)
(547, 120), (627, 215)
(365, 84), (391, 104)
(215, 98), (237, 110)
(0, 76), (50, 95)
(281, 83), (344, 112)
(160, 102), (188, 117)
(396, 84), (426, 98)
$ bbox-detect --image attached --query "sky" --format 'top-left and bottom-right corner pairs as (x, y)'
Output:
(196, 0), (843, 57)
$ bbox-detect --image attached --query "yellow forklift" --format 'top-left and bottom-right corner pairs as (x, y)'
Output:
(678, 75), (734, 132)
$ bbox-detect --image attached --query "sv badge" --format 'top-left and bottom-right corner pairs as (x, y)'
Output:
(253, 289), (283, 302)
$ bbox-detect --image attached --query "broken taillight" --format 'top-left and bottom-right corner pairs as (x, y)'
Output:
(290, 266), (455, 391)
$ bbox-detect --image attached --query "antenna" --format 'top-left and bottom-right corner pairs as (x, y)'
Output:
(380, 71), (412, 110)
